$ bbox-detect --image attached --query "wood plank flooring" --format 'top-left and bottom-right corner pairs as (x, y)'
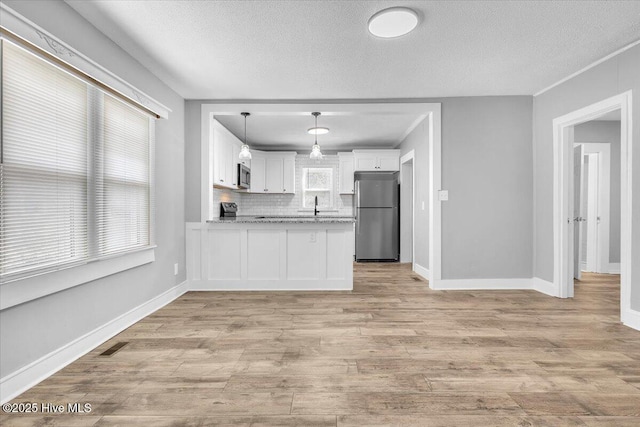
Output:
(2, 265), (639, 426)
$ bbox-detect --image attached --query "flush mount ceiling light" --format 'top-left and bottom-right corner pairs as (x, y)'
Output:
(368, 7), (418, 38)
(309, 112), (323, 160)
(307, 126), (329, 135)
(238, 112), (252, 160)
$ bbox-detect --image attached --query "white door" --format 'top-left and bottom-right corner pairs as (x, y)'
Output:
(585, 153), (599, 272)
(573, 144), (584, 280)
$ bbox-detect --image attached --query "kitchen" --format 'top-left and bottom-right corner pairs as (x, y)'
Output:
(187, 105), (431, 291)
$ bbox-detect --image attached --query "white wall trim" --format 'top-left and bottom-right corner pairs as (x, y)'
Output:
(0, 248), (155, 311)
(0, 3), (170, 118)
(608, 263), (621, 274)
(0, 280), (188, 404)
(400, 150), (415, 267)
(534, 39), (640, 97)
(532, 277), (559, 297)
(552, 91), (633, 326)
(430, 278), (534, 291)
(622, 307), (640, 331)
(413, 263), (430, 282)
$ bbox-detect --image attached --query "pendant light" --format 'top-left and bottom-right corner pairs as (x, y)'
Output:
(309, 112), (323, 160)
(239, 112), (252, 160)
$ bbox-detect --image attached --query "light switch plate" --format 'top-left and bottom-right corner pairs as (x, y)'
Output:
(421, 201), (425, 210)
(174, 263), (179, 276)
(439, 190), (449, 201)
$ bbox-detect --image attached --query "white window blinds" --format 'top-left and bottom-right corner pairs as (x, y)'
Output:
(0, 40), (155, 281)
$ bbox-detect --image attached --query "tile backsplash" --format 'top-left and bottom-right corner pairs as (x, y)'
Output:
(212, 154), (353, 217)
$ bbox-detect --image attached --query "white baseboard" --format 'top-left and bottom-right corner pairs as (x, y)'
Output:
(413, 263), (430, 281)
(608, 263), (621, 274)
(532, 277), (559, 297)
(622, 307), (640, 332)
(0, 280), (189, 404)
(430, 278), (534, 291)
(189, 280), (351, 291)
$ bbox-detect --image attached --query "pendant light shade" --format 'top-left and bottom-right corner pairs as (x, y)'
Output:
(309, 112), (323, 160)
(239, 112), (252, 160)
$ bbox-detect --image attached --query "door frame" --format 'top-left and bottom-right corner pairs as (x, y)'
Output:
(575, 143), (611, 274)
(400, 150), (415, 268)
(552, 91), (632, 325)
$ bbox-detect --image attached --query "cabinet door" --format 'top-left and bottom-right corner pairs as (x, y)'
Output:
(265, 157), (283, 193)
(212, 128), (225, 186)
(354, 154), (378, 171)
(222, 141), (235, 186)
(282, 157), (295, 193)
(377, 154), (399, 171)
(231, 144), (240, 186)
(250, 155), (266, 193)
(339, 157), (355, 194)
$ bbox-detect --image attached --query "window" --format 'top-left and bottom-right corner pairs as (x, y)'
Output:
(302, 168), (333, 209)
(0, 40), (155, 281)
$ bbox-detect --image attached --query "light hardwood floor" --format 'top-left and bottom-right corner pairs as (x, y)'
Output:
(2, 264), (639, 426)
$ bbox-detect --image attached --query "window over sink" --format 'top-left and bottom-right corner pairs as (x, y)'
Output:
(302, 168), (333, 209)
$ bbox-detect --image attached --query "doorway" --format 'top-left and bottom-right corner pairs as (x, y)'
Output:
(552, 91), (633, 328)
(573, 141), (613, 275)
(400, 151), (415, 267)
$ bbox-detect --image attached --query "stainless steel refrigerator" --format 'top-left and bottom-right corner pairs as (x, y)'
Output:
(354, 171), (399, 262)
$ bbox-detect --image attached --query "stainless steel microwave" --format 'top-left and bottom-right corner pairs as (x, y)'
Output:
(237, 164), (250, 189)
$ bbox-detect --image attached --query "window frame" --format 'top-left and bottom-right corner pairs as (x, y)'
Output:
(0, 35), (157, 309)
(302, 167), (334, 209)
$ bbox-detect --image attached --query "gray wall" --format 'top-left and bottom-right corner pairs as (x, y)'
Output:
(0, 0), (186, 378)
(439, 97), (533, 279)
(398, 97), (534, 279)
(533, 43), (640, 310)
(574, 120), (622, 263)
(185, 100), (202, 222)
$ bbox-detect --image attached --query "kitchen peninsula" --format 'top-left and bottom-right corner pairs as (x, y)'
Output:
(187, 216), (355, 291)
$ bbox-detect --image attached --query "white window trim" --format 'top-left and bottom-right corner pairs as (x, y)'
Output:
(0, 3), (170, 119)
(0, 247), (155, 310)
(0, 7), (160, 309)
(302, 167), (334, 209)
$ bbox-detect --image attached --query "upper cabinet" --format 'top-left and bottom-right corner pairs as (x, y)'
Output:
(338, 152), (355, 194)
(250, 152), (296, 194)
(353, 149), (400, 172)
(212, 120), (243, 189)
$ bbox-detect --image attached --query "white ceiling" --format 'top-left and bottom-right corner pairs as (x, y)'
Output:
(65, 0), (640, 100)
(63, 1), (639, 149)
(214, 112), (423, 150)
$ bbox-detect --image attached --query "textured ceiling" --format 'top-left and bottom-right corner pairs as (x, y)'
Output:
(214, 112), (423, 150)
(65, 0), (640, 100)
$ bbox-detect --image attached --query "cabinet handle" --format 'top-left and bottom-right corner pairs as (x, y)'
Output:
(221, 179), (224, 182)
(283, 189), (286, 192)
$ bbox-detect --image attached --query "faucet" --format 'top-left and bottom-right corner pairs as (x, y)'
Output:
(314, 196), (319, 216)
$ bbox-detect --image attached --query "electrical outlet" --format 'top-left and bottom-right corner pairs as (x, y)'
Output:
(439, 190), (449, 201)
(174, 263), (179, 276)
(309, 232), (317, 243)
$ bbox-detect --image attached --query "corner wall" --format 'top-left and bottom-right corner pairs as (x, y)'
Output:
(533, 43), (640, 311)
(0, 0), (186, 381)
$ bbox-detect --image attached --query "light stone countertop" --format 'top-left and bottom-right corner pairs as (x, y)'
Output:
(207, 215), (355, 224)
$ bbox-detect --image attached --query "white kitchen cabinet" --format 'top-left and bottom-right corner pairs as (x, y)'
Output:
(353, 149), (400, 172)
(250, 153), (266, 193)
(250, 152), (296, 193)
(212, 120), (243, 189)
(282, 157), (295, 194)
(338, 152), (355, 194)
(265, 157), (283, 193)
